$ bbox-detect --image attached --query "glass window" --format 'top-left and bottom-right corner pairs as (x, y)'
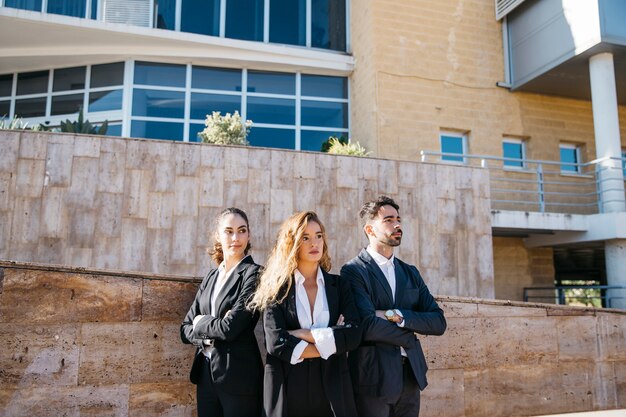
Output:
(192, 67), (242, 91)
(91, 63), (124, 88)
(301, 100), (347, 128)
(4, 0), (42, 12)
(247, 71), (295, 95)
(53, 66), (86, 91)
(190, 93), (240, 120)
(622, 149), (626, 177)
(503, 139), (525, 168)
(0, 101), (10, 118)
(155, 0), (176, 30)
(311, 0), (346, 51)
(134, 62), (186, 88)
(226, 0), (264, 41)
(47, 0), (86, 17)
(190, 123), (206, 142)
(301, 130), (342, 152)
(270, 0), (306, 46)
(0, 74), (13, 97)
(17, 71), (49, 96)
(103, 123), (122, 136)
(301, 75), (347, 99)
(440, 133), (466, 163)
(248, 127), (295, 149)
(51, 93), (83, 115)
(559, 144), (580, 173)
(132, 89), (185, 118)
(91, 0), (98, 19)
(182, 0), (220, 36)
(89, 89), (123, 112)
(15, 97), (46, 118)
(131, 120), (184, 141)
(247, 97), (295, 125)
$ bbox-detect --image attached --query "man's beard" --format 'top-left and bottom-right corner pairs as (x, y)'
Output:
(380, 232), (402, 247)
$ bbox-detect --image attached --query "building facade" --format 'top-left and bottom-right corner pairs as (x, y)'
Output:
(1, 0), (625, 306)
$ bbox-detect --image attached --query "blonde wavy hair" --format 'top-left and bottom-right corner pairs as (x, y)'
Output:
(249, 211), (331, 311)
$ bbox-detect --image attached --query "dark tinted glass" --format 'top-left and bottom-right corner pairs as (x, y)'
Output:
(91, 0), (97, 19)
(301, 130), (341, 152)
(51, 93), (83, 115)
(0, 101), (10, 118)
(192, 67), (242, 91)
(301, 75), (347, 98)
(247, 97), (295, 125)
(248, 127), (294, 149)
(53, 66), (86, 91)
(155, 0), (176, 30)
(5, 0), (42, 11)
(104, 123), (122, 136)
(91, 63), (124, 88)
(441, 135), (464, 162)
(15, 97), (46, 118)
(301, 100), (347, 128)
(270, 0), (305, 46)
(131, 120), (184, 141)
(503, 142), (524, 168)
(89, 89), (123, 112)
(190, 93), (240, 120)
(132, 89), (185, 118)
(0, 74), (13, 97)
(190, 123), (205, 142)
(226, 0), (263, 41)
(182, 0), (220, 36)
(17, 71), (49, 95)
(247, 71), (295, 94)
(134, 62), (186, 87)
(311, 0), (346, 51)
(47, 0), (86, 17)
(560, 147), (579, 172)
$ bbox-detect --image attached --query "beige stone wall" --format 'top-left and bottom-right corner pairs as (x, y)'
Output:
(1, 263), (624, 417)
(0, 130), (493, 298)
(493, 237), (555, 302)
(350, 0), (626, 163)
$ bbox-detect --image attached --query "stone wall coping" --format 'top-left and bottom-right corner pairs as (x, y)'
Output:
(2, 259), (624, 316)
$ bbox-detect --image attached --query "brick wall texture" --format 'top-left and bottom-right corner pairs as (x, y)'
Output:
(0, 130), (494, 298)
(1, 263), (624, 417)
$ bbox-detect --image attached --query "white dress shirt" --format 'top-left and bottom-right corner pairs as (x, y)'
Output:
(290, 268), (337, 364)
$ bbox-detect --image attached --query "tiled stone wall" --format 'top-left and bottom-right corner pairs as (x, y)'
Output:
(0, 130), (494, 298)
(1, 263), (624, 417)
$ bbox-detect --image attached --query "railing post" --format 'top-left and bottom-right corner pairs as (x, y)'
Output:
(558, 287), (565, 305)
(595, 162), (604, 213)
(537, 163), (545, 212)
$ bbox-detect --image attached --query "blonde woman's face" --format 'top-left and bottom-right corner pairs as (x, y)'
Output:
(217, 213), (249, 261)
(297, 220), (324, 265)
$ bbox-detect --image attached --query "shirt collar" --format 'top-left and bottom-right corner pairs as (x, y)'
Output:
(366, 246), (395, 267)
(218, 255), (248, 275)
(295, 267), (325, 286)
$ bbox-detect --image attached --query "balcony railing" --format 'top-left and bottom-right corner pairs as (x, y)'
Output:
(420, 151), (626, 214)
(523, 285), (626, 309)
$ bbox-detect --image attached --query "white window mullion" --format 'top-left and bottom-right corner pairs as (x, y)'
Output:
(346, 76), (351, 140)
(121, 60), (135, 137)
(84, 64), (92, 116)
(85, 0), (91, 19)
(345, 0), (351, 53)
(295, 73), (301, 150)
(263, 0), (270, 43)
(46, 69), (53, 117)
(305, 0), (311, 47)
(183, 64), (191, 141)
(9, 73), (17, 119)
(219, 0), (226, 37)
(175, 0), (182, 31)
(241, 68), (248, 122)
(41, 0), (48, 13)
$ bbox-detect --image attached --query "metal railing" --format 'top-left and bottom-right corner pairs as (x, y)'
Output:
(523, 285), (626, 308)
(420, 151), (626, 214)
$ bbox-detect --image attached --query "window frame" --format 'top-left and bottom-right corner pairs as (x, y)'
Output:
(502, 137), (527, 170)
(559, 143), (582, 175)
(439, 130), (468, 165)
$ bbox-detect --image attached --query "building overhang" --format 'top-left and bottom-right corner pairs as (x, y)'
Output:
(0, 8), (354, 75)
(491, 210), (626, 247)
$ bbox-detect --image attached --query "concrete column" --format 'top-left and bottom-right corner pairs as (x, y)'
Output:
(605, 239), (626, 309)
(589, 52), (625, 213)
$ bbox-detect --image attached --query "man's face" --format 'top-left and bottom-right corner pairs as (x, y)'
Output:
(366, 205), (402, 247)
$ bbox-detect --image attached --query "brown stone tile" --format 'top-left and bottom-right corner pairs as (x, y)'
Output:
(199, 167), (224, 207)
(145, 228), (172, 274)
(39, 186), (67, 239)
(67, 207), (96, 247)
(336, 155), (358, 189)
(15, 159), (45, 198)
(476, 303), (547, 317)
(0, 130), (20, 172)
(0, 269), (142, 324)
(420, 369), (465, 417)
(248, 148), (271, 170)
(73, 135), (100, 157)
(556, 315), (599, 361)
(142, 279), (198, 322)
(175, 143), (200, 176)
(46, 140), (74, 187)
(171, 216), (197, 265)
(98, 148), (126, 194)
(67, 156), (99, 209)
(19, 132), (47, 160)
(378, 159), (398, 195)
(129, 381), (195, 417)
(200, 144), (224, 168)
(223, 179), (248, 208)
(292, 178), (317, 212)
(270, 189), (293, 224)
(11, 197), (41, 244)
(224, 147), (249, 182)
(248, 168), (271, 204)
(597, 312), (626, 361)
(294, 152), (316, 179)
(120, 218), (147, 271)
(270, 150), (294, 189)
(95, 192), (124, 237)
(147, 192), (174, 229)
(92, 237), (121, 270)
(398, 161), (418, 187)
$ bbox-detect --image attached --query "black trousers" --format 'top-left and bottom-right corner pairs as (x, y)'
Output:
(197, 355), (261, 417)
(285, 358), (334, 417)
(355, 359), (421, 417)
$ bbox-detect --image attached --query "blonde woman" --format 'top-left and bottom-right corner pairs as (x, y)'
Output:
(249, 211), (361, 417)
(181, 208), (262, 417)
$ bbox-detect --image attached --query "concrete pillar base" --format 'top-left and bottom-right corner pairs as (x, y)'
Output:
(605, 239), (626, 309)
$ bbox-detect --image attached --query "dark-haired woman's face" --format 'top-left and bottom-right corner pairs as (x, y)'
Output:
(217, 213), (249, 262)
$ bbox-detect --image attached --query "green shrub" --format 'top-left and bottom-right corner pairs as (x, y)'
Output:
(326, 137), (371, 157)
(198, 111), (252, 145)
(59, 108), (108, 135)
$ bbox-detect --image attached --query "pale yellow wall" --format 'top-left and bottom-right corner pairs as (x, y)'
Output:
(350, 0), (626, 163)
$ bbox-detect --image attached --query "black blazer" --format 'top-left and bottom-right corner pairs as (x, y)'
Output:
(340, 249), (446, 401)
(180, 255), (263, 396)
(263, 270), (362, 417)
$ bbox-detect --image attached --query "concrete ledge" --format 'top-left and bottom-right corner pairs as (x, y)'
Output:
(533, 410), (626, 417)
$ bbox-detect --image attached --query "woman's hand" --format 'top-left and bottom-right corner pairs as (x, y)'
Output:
(336, 314), (345, 326)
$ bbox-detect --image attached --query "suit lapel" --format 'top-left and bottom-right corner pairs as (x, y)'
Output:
(215, 255), (253, 316)
(284, 278), (299, 327)
(202, 269), (220, 315)
(323, 270), (339, 325)
(359, 249), (394, 304)
(393, 258), (408, 305)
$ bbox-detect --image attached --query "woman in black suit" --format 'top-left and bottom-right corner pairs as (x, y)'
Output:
(181, 207), (262, 417)
(249, 211), (361, 417)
